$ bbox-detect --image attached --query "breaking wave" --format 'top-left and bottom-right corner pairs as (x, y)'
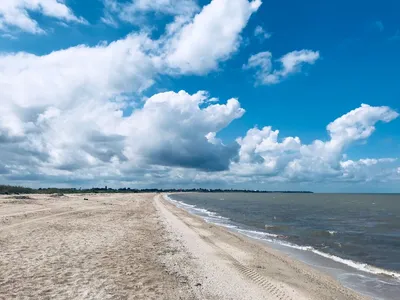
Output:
(311, 229), (338, 237)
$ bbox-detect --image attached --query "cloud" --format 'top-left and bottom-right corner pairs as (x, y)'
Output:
(254, 25), (271, 41)
(164, 0), (262, 74)
(1, 32), (16, 39)
(0, 0), (399, 189)
(0, 34), (158, 114)
(102, 0), (199, 26)
(244, 50), (320, 85)
(0, 0), (260, 185)
(389, 30), (400, 41)
(100, 14), (119, 28)
(372, 20), (384, 32)
(243, 51), (273, 83)
(0, 89), (244, 183)
(1, 68), (398, 188)
(232, 104), (399, 183)
(124, 91), (244, 171)
(0, 0), (260, 118)
(100, 0), (262, 75)
(340, 158), (398, 182)
(0, 0), (86, 34)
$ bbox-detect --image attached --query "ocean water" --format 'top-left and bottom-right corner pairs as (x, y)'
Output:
(166, 193), (400, 300)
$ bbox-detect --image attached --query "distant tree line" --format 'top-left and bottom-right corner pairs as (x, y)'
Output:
(0, 185), (313, 195)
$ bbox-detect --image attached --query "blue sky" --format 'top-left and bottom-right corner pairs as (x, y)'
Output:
(0, 0), (399, 191)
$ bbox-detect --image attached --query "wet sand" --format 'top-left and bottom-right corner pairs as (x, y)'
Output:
(0, 193), (368, 299)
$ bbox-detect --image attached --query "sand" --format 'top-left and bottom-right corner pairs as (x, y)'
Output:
(0, 193), (368, 300)
(0, 193), (193, 300)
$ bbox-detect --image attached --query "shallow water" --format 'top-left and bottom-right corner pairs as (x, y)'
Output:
(168, 193), (400, 300)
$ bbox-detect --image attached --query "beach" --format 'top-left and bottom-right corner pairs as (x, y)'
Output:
(0, 193), (367, 299)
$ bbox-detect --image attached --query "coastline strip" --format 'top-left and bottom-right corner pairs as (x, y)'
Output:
(164, 194), (400, 281)
(156, 194), (367, 300)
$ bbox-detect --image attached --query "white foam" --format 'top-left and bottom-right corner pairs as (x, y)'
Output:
(193, 207), (212, 214)
(311, 249), (400, 280)
(165, 194), (230, 222)
(220, 223), (239, 229)
(178, 202), (196, 208)
(237, 229), (278, 238)
(270, 239), (400, 281)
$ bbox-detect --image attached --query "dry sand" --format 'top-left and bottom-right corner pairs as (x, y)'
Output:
(0, 193), (368, 300)
(0, 193), (193, 300)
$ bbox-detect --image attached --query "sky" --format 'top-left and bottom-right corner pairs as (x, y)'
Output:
(0, 0), (399, 192)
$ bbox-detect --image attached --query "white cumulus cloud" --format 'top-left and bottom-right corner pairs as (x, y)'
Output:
(0, 0), (86, 34)
(102, 0), (199, 26)
(244, 50), (320, 85)
(0, 0), (260, 185)
(165, 0), (262, 74)
(0, 89), (244, 183)
(254, 25), (271, 40)
(0, 0), (261, 131)
(340, 158), (397, 182)
(232, 104), (399, 182)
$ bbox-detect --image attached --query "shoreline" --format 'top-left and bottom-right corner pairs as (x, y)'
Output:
(156, 194), (367, 300)
(163, 193), (400, 299)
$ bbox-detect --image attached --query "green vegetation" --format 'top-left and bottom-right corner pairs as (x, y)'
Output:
(0, 185), (312, 195)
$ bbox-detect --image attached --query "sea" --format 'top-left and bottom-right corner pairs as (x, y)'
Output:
(166, 193), (400, 300)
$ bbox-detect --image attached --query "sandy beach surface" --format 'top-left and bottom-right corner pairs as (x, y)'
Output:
(0, 193), (367, 300)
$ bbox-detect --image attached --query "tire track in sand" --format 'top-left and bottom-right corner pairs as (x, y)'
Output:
(233, 262), (292, 300)
(199, 234), (293, 300)
(159, 196), (293, 300)
(0, 208), (51, 218)
(0, 208), (98, 231)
